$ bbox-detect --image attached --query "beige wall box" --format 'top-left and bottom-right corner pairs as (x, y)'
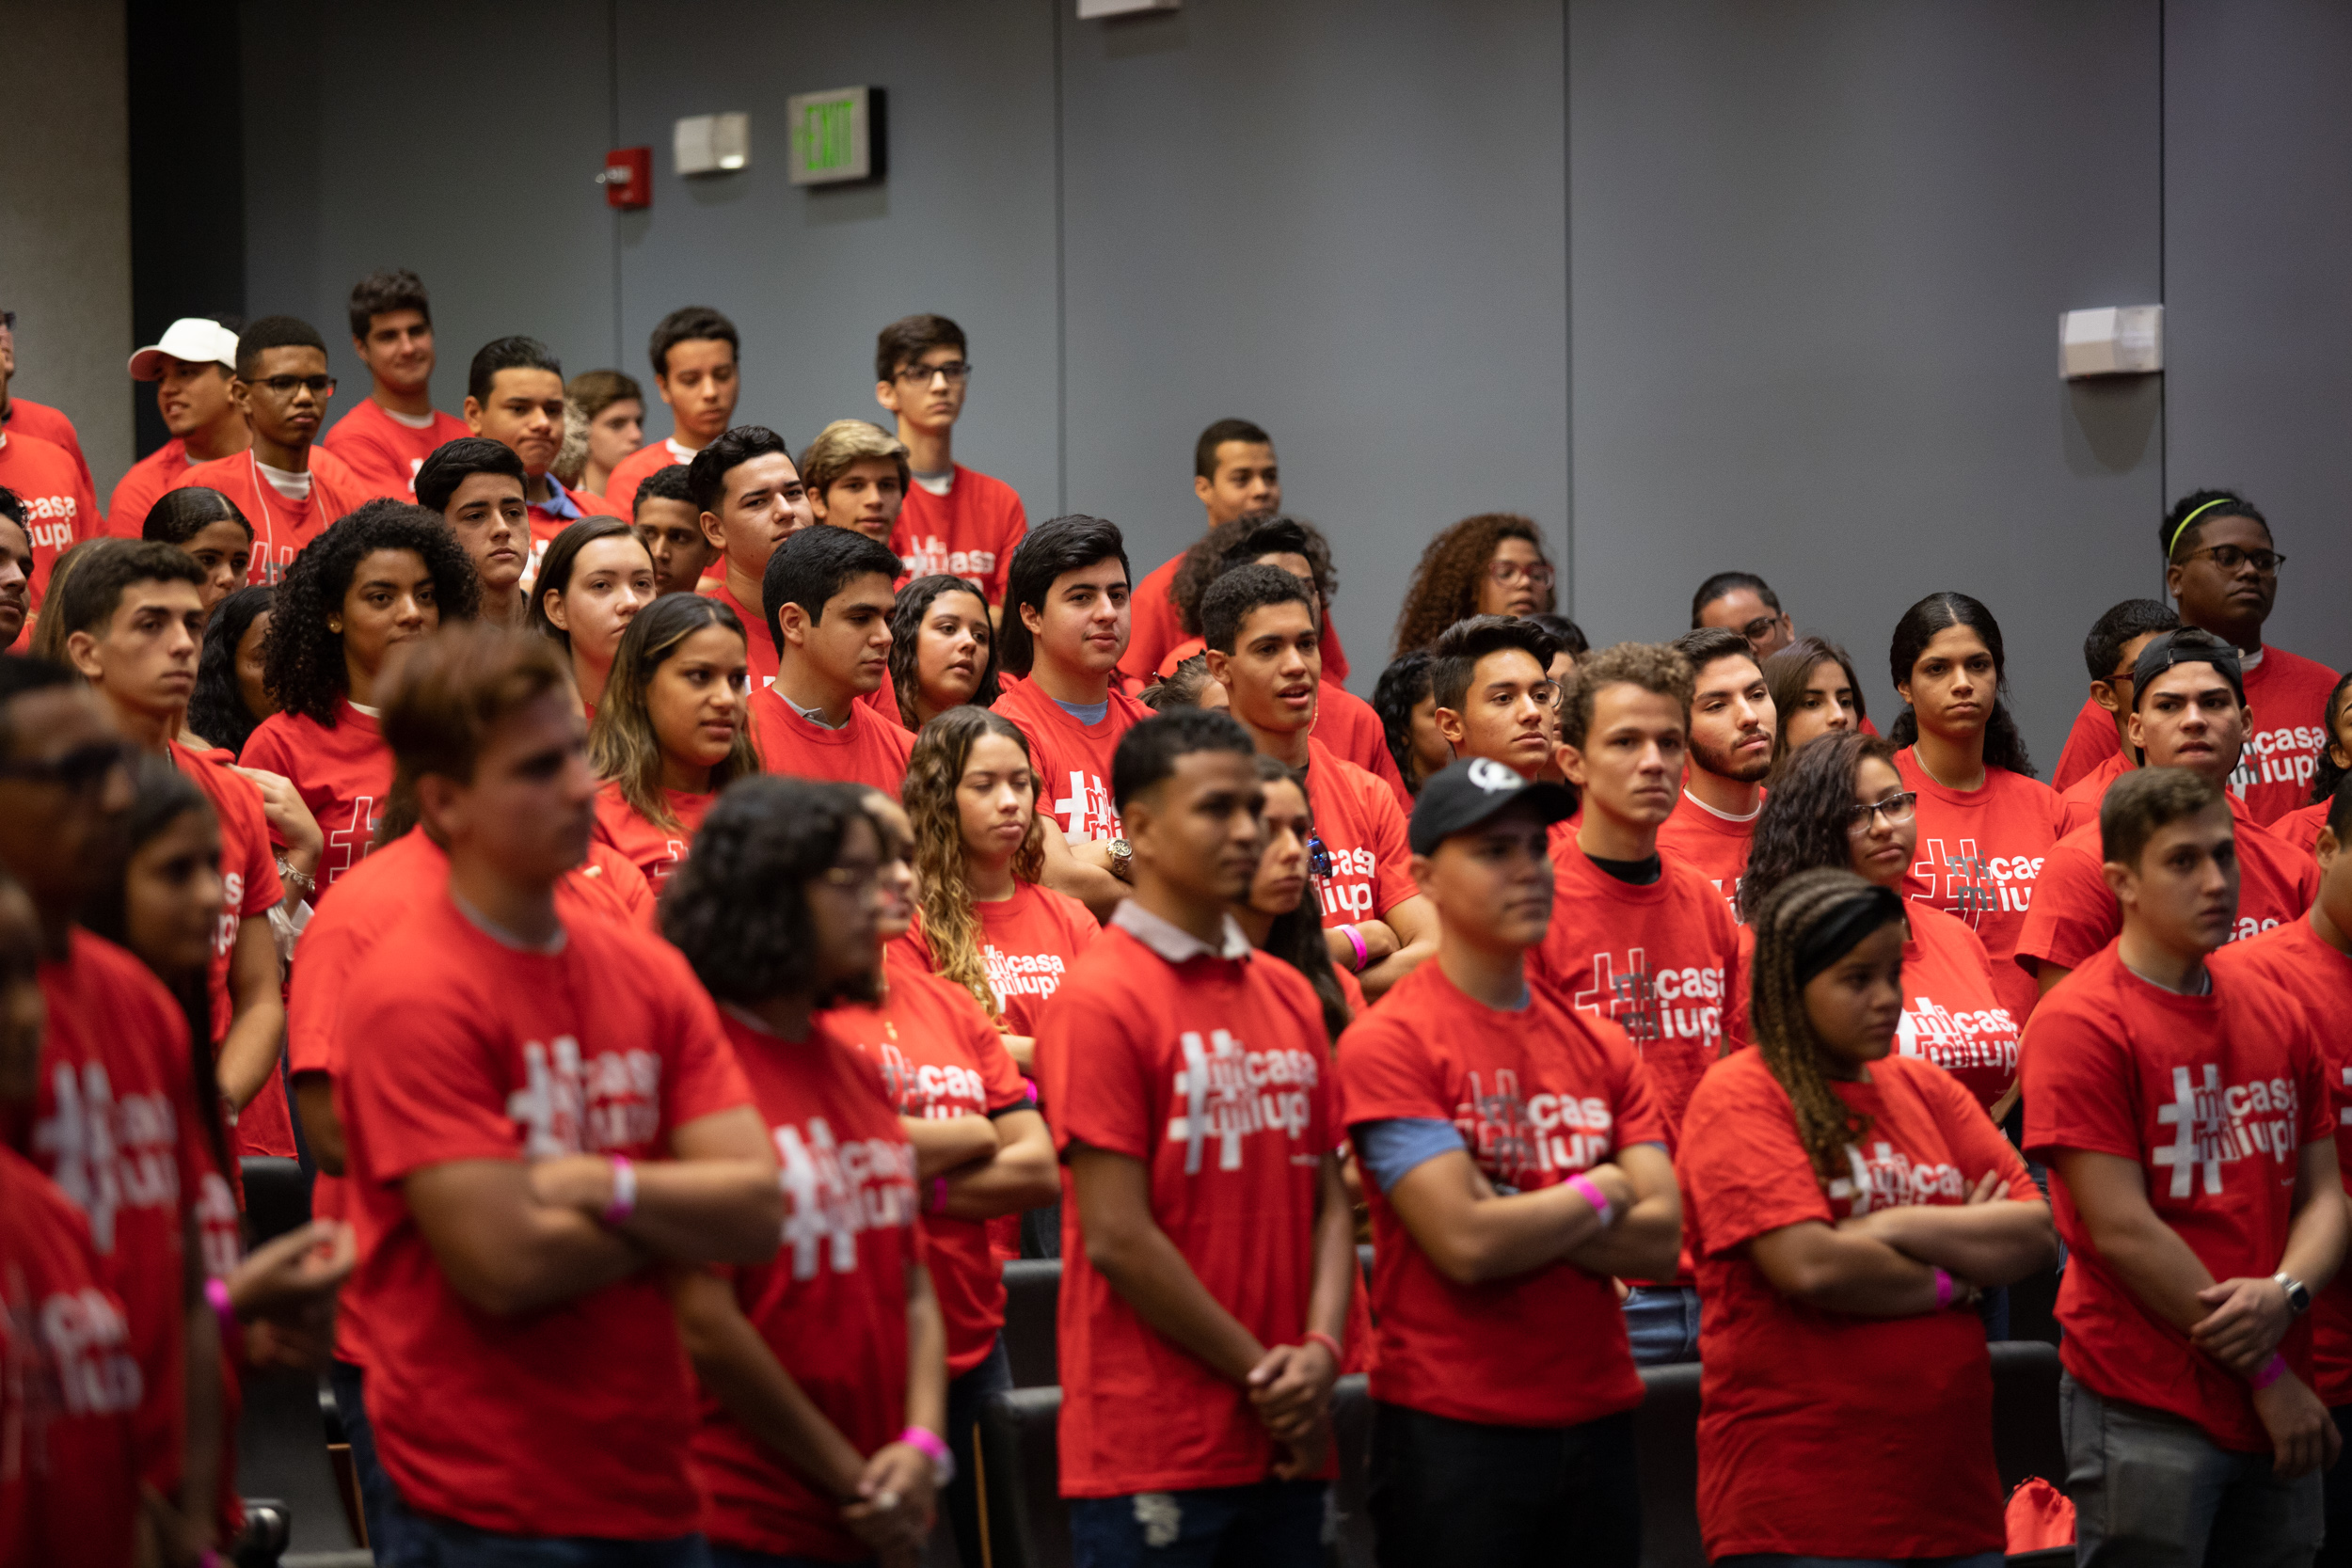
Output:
(675, 113), (750, 176)
(1078, 0), (1180, 16)
(2058, 305), (2163, 379)
(787, 86), (884, 185)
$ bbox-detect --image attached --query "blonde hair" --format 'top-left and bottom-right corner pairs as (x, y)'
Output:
(588, 593), (760, 830)
(903, 706), (1044, 1017)
(798, 419), (911, 500)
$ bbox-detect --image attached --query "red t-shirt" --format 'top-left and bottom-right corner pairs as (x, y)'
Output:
(1034, 923), (1338, 1496)
(170, 448), (379, 584)
(0, 431), (98, 610)
(523, 475), (627, 553)
(240, 701), (392, 894)
(2017, 794), (2318, 976)
(1339, 961), (1660, 1427)
(591, 781), (715, 894)
(1303, 736), (1418, 930)
(2055, 649), (2342, 825)
(321, 399), (469, 500)
(703, 579), (779, 690)
(1531, 836), (1740, 1158)
(749, 687), (915, 794)
(2054, 697), (2120, 793)
(898, 880), (1101, 1038)
(823, 947), (1031, 1375)
(24, 929), (209, 1493)
(338, 892), (755, 1538)
(1317, 682), (1409, 810)
(1657, 789), (1762, 919)
(2058, 750), (2131, 836)
(603, 437), (695, 518)
(690, 1012), (919, 1560)
(103, 436), (195, 536)
(0, 1145), (142, 1568)
(170, 741), (292, 1155)
(3, 398), (92, 497)
(1124, 551), (1190, 687)
(890, 466), (1028, 606)
(2215, 921), (2352, 1403)
(2273, 799), (2330, 857)
(992, 675), (1153, 843)
(1892, 749), (2065, 1022)
(1681, 1049), (2034, 1559)
(2022, 942), (2329, 1450)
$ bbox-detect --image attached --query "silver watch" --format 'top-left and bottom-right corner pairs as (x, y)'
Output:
(2276, 1271), (2312, 1317)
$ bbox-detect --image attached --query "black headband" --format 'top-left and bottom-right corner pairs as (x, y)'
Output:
(1792, 885), (1905, 989)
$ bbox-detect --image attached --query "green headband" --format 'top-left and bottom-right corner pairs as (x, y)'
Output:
(2167, 497), (2241, 562)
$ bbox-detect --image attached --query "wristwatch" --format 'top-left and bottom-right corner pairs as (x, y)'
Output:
(2276, 1271), (2312, 1317)
(1106, 838), (1134, 884)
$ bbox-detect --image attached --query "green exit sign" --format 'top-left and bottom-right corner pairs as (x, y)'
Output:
(787, 86), (882, 185)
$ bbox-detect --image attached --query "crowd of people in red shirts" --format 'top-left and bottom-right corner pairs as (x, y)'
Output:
(1, 270), (2349, 1568)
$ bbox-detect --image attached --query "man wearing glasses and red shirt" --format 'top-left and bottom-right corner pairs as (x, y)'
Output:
(875, 314), (1026, 608)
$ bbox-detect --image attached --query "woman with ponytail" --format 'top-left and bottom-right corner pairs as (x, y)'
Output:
(1884, 593), (2065, 1022)
(1679, 866), (2056, 1568)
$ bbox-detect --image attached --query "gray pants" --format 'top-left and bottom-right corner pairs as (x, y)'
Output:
(2062, 1372), (2324, 1568)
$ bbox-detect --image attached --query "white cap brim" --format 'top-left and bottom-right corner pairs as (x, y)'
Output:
(129, 319), (241, 381)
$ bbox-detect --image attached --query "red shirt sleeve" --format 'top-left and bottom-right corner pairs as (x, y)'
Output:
(1679, 1061), (1835, 1258)
(2019, 993), (2143, 1164)
(1037, 970), (1156, 1161)
(1362, 776), (1420, 919)
(2017, 836), (2118, 971)
(345, 978), (526, 1181)
(1334, 1009), (1447, 1128)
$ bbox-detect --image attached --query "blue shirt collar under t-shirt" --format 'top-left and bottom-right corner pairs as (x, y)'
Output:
(1052, 696), (1110, 725)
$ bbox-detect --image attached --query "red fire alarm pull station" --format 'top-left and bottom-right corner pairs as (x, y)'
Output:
(598, 147), (651, 209)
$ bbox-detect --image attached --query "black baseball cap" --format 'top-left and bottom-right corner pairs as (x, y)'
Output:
(1407, 757), (1577, 856)
(2130, 628), (2245, 711)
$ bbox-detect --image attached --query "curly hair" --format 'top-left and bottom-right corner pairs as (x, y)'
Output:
(1740, 732), (1893, 921)
(261, 500), (480, 725)
(1143, 652), (1216, 712)
(1252, 754), (1350, 1043)
(903, 706), (1045, 1017)
(1884, 592), (2035, 779)
(1171, 515), (1338, 640)
(662, 776), (871, 1007)
(1392, 514), (1552, 657)
(188, 585), (275, 755)
(589, 593), (760, 831)
(2308, 671), (2352, 807)
(889, 575), (1001, 729)
(1560, 641), (1693, 753)
(1372, 650), (1438, 793)
(1748, 867), (1900, 1188)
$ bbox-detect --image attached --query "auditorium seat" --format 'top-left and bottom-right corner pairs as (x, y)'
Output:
(1001, 1259), (1060, 1388)
(1989, 1339), (2066, 1490)
(1633, 1362), (1705, 1568)
(239, 1155), (312, 1244)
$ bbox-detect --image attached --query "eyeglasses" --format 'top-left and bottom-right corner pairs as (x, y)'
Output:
(1735, 614), (1784, 645)
(2182, 544), (2283, 575)
(250, 374), (337, 397)
(1485, 560), (1554, 589)
(1306, 834), (1333, 881)
(895, 361), (972, 386)
(0, 739), (135, 793)
(1844, 791), (1917, 836)
(817, 860), (884, 894)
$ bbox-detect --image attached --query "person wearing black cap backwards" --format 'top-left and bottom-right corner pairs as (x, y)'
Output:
(1679, 866), (2055, 1568)
(1339, 757), (1679, 1568)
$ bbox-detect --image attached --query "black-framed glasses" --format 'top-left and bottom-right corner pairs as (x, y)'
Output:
(1307, 834), (1333, 881)
(251, 374), (337, 397)
(1484, 560), (1554, 589)
(0, 740), (135, 793)
(1736, 613), (1784, 644)
(2182, 544), (2283, 575)
(1843, 790), (1917, 836)
(895, 360), (972, 386)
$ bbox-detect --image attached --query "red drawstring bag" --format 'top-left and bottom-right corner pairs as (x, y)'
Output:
(2005, 1476), (2076, 1553)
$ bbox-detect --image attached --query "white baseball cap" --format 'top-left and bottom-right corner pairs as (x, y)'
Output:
(129, 319), (241, 381)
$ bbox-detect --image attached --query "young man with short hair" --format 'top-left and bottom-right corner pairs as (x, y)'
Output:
(801, 419), (910, 544)
(110, 316), (251, 532)
(1532, 641), (1741, 1366)
(1690, 571), (1794, 660)
(322, 270), (470, 500)
(171, 315), (378, 584)
(0, 307), (95, 498)
(336, 622), (780, 1560)
(1034, 709), (1356, 1565)
(1203, 564), (1437, 999)
(1660, 626), (1776, 915)
(463, 336), (624, 562)
(750, 524), (917, 789)
(2054, 491), (2339, 825)
(691, 424), (813, 688)
(1429, 614), (1563, 784)
(2025, 766), (2346, 1563)
(874, 313), (1025, 606)
(1343, 757), (1679, 1565)
(0, 491), (32, 650)
(604, 307), (742, 515)
(2058, 599), (2185, 832)
(1128, 419), (1284, 683)
(416, 437), (532, 626)
(634, 461), (717, 596)
(2022, 631), (2318, 997)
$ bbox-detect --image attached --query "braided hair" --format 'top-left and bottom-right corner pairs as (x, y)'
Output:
(1747, 867), (1901, 1188)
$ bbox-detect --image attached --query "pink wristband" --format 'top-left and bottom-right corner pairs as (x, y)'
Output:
(205, 1275), (237, 1338)
(1302, 1329), (1343, 1365)
(1339, 924), (1369, 974)
(1565, 1173), (1613, 1228)
(900, 1424), (950, 1466)
(930, 1177), (950, 1214)
(2254, 1353), (2290, 1390)
(1933, 1268), (1955, 1309)
(603, 1155), (638, 1225)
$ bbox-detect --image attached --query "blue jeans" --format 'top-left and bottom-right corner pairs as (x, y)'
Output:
(401, 1514), (710, 1566)
(329, 1356), (429, 1565)
(1715, 1557), (2003, 1568)
(1067, 1479), (1327, 1566)
(2062, 1371), (2323, 1568)
(944, 1335), (1011, 1565)
(1367, 1402), (1638, 1568)
(1622, 1285), (1700, 1366)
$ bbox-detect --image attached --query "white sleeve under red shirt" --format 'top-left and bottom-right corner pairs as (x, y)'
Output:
(889, 465), (1028, 606)
(591, 780), (717, 895)
(1656, 787), (1763, 918)
(338, 893), (755, 1541)
(0, 1145), (142, 1568)
(898, 879), (1102, 1039)
(103, 436), (192, 536)
(2215, 922), (2352, 1406)
(170, 447), (382, 584)
(240, 702), (393, 895)
(991, 674), (1153, 842)
(0, 431), (98, 610)
(1303, 736), (1420, 931)
(320, 399), (470, 500)
(2023, 942), (2330, 1452)
(169, 742), (292, 1156)
(603, 438), (695, 518)
(1891, 749), (2065, 1022)
(1339, 961), (1660, 1429)
(1032, 917), (1338, 1497)
(822, 947), (1030, 1378)
(690, 1011), (920, 1561)
(2018, 794), (2318, 976)
(749, 686), (916, 794)
(1680, 1049), (2034, 1560)
(2231, 647), (2344, 825)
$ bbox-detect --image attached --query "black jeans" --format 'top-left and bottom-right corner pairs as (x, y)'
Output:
(943, 1336), (1012, 1565)
(1367, 1402), (1640, 1568)
(2321, 1403), (2352, 1568)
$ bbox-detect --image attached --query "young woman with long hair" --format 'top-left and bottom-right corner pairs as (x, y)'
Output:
(1239, 753), (1359, 1037)
(529, 515), (656, 711)
(185, 585), (277, 754)
(588, 592), (758, 894)
(887, 574), (1001, 731)
(2274, 670), (2352, 856)
(142, 487), (254, 620)
(1764, 633), (1869, 771)
(1679, 865), (2056, 1568)
(1883, 593), (2064, 1022)
(1372, 650), (1452, 797)
(1392, 513), (1558, 657)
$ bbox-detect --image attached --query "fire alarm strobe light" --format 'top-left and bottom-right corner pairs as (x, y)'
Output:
(598, 147), (651, 210)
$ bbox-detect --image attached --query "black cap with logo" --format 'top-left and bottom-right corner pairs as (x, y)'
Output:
(1407, 757), (1578, 856)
